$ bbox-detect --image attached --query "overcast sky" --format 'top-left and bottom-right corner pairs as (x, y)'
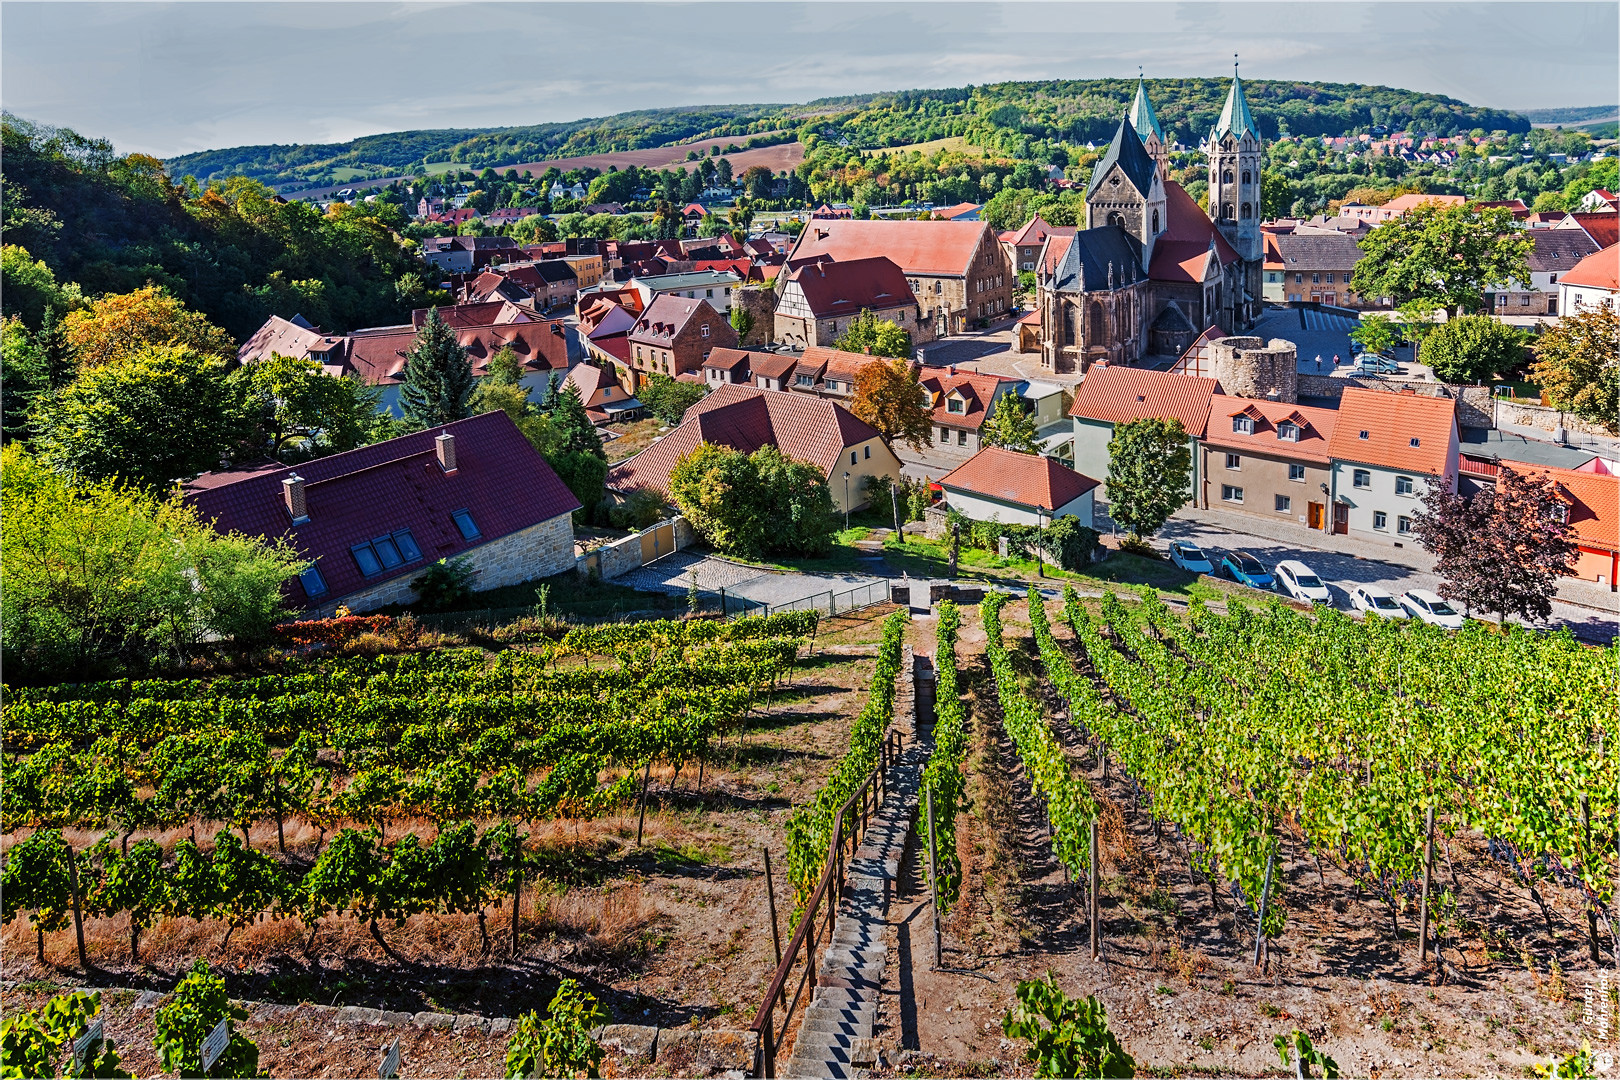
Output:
(3, 1), (1615, 159)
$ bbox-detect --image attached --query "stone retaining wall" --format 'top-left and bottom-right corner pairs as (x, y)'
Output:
(577, 517), (697, 580)
(1295, 377), (1496, 429)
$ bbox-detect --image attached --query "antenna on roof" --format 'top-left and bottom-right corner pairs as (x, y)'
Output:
(1234, 53), (1239, 76)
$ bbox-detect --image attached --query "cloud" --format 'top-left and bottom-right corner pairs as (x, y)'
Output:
(2, 1), (1614, 156)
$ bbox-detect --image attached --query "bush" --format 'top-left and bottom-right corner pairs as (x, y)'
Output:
(505, 978), (607, 1079)
(1421, 314), (1528, 383)
(152, 960), (260, 1079)
(1001, 974), (1134, 1079)
(668, 443), (837, 560)
(411, 556), (479, 610)
(639, 373), (708, 425)
(272, 615), (395, 647)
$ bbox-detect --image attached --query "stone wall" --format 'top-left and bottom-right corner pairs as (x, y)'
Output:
(310, 512), (577, 617)
(733, 286), (776, 347)
(1209, 336), (1298, 403)
(1495, 400), (1614, 439)
(577, 517), (697, 580)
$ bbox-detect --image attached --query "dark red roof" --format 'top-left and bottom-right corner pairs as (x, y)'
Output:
(782, 256), (917, 318)
(184, 412), (580, 608)
(1148, 181), (1241, 284)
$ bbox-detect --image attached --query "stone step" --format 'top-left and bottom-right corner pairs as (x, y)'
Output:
(821, 947), (885, 971)
(801, 1013), (870, 1038)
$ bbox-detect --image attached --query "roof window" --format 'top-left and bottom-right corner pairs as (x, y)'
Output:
(1358, 430), (1370, 440)
(299, 565), (328, 598)
(1409, 437), (1421, 447)
(452, 508), (481, 541)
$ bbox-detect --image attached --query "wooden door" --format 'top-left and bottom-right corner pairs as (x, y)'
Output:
(1332, 502), (1349, 535)
(1308, 502), (1324, 531)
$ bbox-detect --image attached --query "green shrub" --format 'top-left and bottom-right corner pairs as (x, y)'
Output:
(411, 556), (478, 610)
(505, 979), (607, 1079)
(1001, 974), (1134, 1079)
(152, 959), (260, 1078)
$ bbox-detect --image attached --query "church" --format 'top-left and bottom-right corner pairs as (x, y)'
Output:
(1039, 73), (1266, 373)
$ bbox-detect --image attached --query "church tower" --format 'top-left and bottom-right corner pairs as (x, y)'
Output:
(1205, 61), (1264, 325)
(1129, 74), (1169, 181)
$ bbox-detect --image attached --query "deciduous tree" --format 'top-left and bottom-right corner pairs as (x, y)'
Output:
(398, 306), (473, 428)
(1351, 203), (1532, 316)
(835, 309), (912, 359)
(62, 285), (235, 369)
(980, 394), (1041, 453)
(639, 373), (708, 425)
(1412, 464), (1577, 623)
(667, 443), (837, 560)
(1419, 314), (1527, 384)
(245, 353), (383, 459)
(1348, 314), (1399, 357)
(851, 356), (933, 450)
(1104, 418), (1191, 544)
(1529, 305), (1619, 433)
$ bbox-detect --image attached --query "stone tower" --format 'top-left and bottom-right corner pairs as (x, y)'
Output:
(1205, 62), (1264, 325)
(1129, 75), (1169, 181)
(1209, 336), (1298, 403)
(1085, 115), (1167, 270)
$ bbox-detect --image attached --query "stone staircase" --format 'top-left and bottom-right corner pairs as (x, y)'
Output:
(782, 647), (934, 1079)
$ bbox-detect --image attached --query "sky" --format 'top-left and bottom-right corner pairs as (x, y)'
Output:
(3, 1), (1616, 159)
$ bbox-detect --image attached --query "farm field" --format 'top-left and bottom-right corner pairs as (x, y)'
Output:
(3, 589), (1615, 1078)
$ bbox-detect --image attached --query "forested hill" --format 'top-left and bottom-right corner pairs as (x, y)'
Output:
(166, 79), (1528, 187)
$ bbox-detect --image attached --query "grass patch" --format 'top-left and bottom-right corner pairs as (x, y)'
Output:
(393, 571), (685, 626)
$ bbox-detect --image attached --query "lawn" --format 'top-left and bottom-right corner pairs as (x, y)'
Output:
(603, 418), (668, 463)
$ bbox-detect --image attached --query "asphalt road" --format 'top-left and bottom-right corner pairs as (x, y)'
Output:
(1155, 517), (1617, 644)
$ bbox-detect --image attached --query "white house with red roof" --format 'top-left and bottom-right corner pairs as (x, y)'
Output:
(1557, 243), (1619, 314)
(1068, 365), (1221, 503)
(938, 446), (1098, 528)
(773, 255), (925, 348)
(1324, 388), (1459, 541)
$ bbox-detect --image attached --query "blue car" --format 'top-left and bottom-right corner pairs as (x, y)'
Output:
(1219, 550), (1275, 590)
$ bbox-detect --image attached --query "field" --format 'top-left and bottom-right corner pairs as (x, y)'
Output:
(3, 587), (1616, 1078)
(864, 136), (985, 158)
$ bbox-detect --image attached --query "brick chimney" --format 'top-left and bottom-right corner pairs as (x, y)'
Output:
(282, 474), (308, 524)
(436, 431), (457, 473)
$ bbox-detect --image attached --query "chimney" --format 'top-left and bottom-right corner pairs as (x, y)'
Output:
(436, 432), (458, 473)
(283, 474), (309, 524)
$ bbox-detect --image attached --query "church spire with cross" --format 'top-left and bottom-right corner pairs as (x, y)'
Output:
(1128, 69), (1169, 180)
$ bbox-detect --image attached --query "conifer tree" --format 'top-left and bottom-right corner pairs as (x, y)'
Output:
(398, 307), (472, 428)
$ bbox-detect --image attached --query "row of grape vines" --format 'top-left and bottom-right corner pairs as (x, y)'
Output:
(1042, 584), (1616, 948)
(784, 610), (909, 906)
(921, 601), (965, 911)
(980, 594), (1094, 880)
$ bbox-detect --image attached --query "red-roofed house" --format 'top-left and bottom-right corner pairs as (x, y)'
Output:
(183, 412), (580, 616)
(1200, 398), (1339, 530)
(626, 293), (737, 388)
(939, 446), (1097, 527)
(606, 383), (901, 513)
(1006, 215), (1076, 275)
(1555, 212), (1620, 250)
(1068, 366), (1221, 504)
(1578, 189), (1619, 214)
(563, 361), (643, 423)
(1325, 387), (1458, 539)
(786, 219), (1013, 335)
(1505, 463), (1620, 589)
(1557, 243), (1619, 314)
(774, 255), (924, 348)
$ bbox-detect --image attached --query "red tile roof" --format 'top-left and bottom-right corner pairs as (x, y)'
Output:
(630, 293), (722, 347)
(1326, 388), (1456, 477)
(606, 384), (882, 496)
(184, 411), (580, 607)
(1202, 398), (1339, 464)
(1564, 214), (1620, 249)
(939, 447), (1098, 511)
(782, 255), (917, 318)
(344, 321), (567, 385)
(1503, 463), (1619, 553)
(412, 301), (534, 329)
(1561, 243), (1619, 290)
(1149, 181), (1240, 283)
(789, 219), (993, 277)
(923, 367), (1015, 431)
(702, 347), (760, 372)
(1068, 365), (1220, 437)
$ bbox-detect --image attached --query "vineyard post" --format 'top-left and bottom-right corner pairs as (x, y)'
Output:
(1580, 795), (1599, 963)
(1089, 817), (1100, 960)
(66, 844), (88, 969)
(764, 846), (783, 967)
(927, 788), (942, 969)
(1254, 845), (1276, 969)
(636, 760), (651, 846)
(1419, 806), (1435, 962)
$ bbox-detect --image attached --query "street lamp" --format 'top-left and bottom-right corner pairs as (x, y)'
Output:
(843, 472), (851, 531)
(1037, 507), (1049, 578)
(1319, 482), (1330, 536)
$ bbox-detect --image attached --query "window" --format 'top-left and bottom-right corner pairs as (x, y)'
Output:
(1496, 294), (1507, 307)
(1275, 494), (1291, 513)
(796, 374), (815, 386)
(700, 324), (710, 338)
(1395, 475), (1414, 496)
(452, 508), (481, 541)
(1325, 273), (1335, 284)
(1232, 415), (1253, 434)
(1312, 273), (1321, 284)
(706, 289), (713, 298)
(1221, 484), (1244, 503)
(1288, 463), (1306, 481)
(946, 397), (965, 414)
(1241, 202), (1252, 220)
(1241, 170), (1251, 185)
(1397, 515), (1412, 535)
(957, 429), (968, 446)
(1225, 453), (1241, 470)
(1374, 510), (1388, 530)
(1353, 469), (1371, 488)
(351, 543), (384, 577)
(1294, 273), (1303, 284)
(1520, 294), (1531, 306)
(864, 445), (871, 460)
(939, 427), (948, 441)
(1409, 437), (1421, 448)
(392, 529), (423, 563)
(1358, 430), (1370, 440)
(851, 451), (859, 465)
(299, 565), (328, 598)
(1222, 170), (1233, 184)
(1277, 421), (1299, 441)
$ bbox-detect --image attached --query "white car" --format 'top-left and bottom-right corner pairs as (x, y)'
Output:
(1349, 584), (1409, 619)
(1168, 540), (1214, 574)
(1400, 589), (1466, 629)
(1274, 560), (1332, 604)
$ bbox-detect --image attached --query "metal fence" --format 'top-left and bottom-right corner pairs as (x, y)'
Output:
(717, 578), (892, 619)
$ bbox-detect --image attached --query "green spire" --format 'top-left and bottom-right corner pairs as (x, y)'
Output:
(1129, 76), (1164, 144)
(1211, 63), (1261, 142)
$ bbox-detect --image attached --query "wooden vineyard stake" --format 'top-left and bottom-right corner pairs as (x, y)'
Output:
(379, 1036), (401, 1079)
(763, 846), (782, 967)
(1418, 806), (1435, 962)
(1581, 795), (1600, 963)
(1089, 817), (1100, 960)
(636, 760), (651, 846)
(66, 848), (87, 970)
(1254, 846), (1276, 969)
(927, 789), (943, 969)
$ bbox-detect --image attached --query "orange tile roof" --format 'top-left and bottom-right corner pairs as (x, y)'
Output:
(1503, 464), (1619, 553)
(789, 219), (992, 277)
(939, 447), (1098, 511)
(1326, 388), (1456, 477)
(1203, 398), (1339, 464)
(1068, 365), (1220, 437)
(1561, 243), (1619, 290)
(924, 368), (1016, 431)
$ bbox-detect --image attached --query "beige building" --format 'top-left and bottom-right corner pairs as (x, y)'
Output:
(562, 254), (604, 290)
(1199, 398), (1340, 531)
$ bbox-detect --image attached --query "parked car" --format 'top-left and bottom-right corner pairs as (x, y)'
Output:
(1274, 560), (1332, 604)
(1168, 540), (1214, 574)
(1353, 353), (1401, 375)
(1218, 551), (1275, 590)
(1349, 584), (1409, 619)
(1400, 589), (1466, 629)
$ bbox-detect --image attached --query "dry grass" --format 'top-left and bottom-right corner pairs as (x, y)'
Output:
(532, 885), (668, 963)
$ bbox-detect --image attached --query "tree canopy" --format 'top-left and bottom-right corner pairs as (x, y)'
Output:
(1529, 305), (1618, 433)
(1419, 314), (1528, 384)
(1104, 418), (1192, 543)
(668, 443), (837, 560)
(1351, 203), (1532, 315)
(397, 307), (473, 429)
(980, 394), (1041, 454)
(851, 357), (933, 451)
(639, 373), (708, 425)
(834, 310), (912, 359)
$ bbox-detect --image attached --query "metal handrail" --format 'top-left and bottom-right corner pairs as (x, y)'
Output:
(749, 728), (900, 1078)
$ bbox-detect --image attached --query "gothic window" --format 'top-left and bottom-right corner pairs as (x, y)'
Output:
(1088, 301), (1106, 344)
(1241, 170), (1251, 185)
(1067, 305), (1081, 347)
(1152, 210), (1160, 233)
(1241, 202), (1252, 219)
(1222, 203), (1234, 220)
(1107, 211), (1125, 227)
(1222, 170), (1233, 184)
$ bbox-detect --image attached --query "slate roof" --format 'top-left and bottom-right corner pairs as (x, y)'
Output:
(1522, 230), (1598, 273)
(784, 256), (917, 317)
(1068, 365), (1220, 437)
(1326, 388), (1456, 477)
(1050, 227), (1145, 293)
(1273, 232), (1365, 272)
(606, 384), (882, 497)
(939, 446), (1098, 511)
(184, 411), (580, 607)
(787, 219), (992, 277)
(1087, 116), (1158, 199)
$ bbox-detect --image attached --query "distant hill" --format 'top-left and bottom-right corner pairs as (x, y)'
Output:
(165, 80), (1531, 188)
(1520, 105), (1619, 124)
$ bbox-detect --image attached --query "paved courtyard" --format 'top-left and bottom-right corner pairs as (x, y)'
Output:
(616, 551), (889, 615)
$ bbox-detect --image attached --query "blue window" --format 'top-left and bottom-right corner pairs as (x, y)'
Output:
(351, 528), (423, 577)
(393, 529), (422, 562)
(371, 534), (404, 570)
(351, 543), (384, 577)
(452, 508), (481, 540)
(299, 565), (328, 598)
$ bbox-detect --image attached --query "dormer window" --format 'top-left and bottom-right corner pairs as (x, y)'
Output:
(946, 397), (966, 414)
(1277, 421), (1299, 441)
(1233, 415), (1254, 434)
(1409, 437), (1421, 447)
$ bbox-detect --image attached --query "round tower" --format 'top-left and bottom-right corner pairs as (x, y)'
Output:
(1208, 336), (1298, 403)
